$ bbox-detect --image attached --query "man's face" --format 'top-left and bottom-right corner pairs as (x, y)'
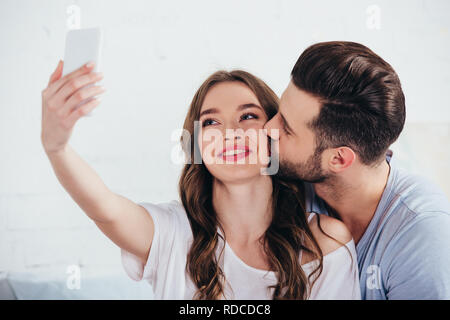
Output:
(264, 81), (330, 183)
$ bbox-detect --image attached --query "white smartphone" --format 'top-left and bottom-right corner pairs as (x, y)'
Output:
(62, 27), (103, 116)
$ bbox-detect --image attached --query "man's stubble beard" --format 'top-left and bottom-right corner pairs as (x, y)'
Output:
(277, 148), (330, 184)
(275, 147), (350, 212)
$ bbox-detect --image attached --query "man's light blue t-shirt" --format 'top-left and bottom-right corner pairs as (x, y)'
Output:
(304, 149), (450, 299)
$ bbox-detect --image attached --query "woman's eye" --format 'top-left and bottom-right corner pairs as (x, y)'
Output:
(202, 119), (218, 127)
(241, 113), (258, 121)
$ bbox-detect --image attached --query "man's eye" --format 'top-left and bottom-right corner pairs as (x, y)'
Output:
(202, 119), (218, 127)
(241, 113), (258, 121)
(280, 116), (291, 135)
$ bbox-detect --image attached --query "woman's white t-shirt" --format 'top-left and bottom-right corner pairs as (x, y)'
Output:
(121, 200), (361, 299)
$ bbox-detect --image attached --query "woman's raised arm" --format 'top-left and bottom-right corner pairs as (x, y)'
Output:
(41, 60), (154, 264)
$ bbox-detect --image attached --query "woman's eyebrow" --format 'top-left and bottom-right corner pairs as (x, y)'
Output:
(237, 103), (263, 112)
(199, 103), (262, 118)
(199, 107), (219, 118)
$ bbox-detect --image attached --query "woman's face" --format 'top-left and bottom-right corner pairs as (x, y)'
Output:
(198, 81), (270, 183)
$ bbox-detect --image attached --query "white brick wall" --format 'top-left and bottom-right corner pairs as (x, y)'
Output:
(0, 0), (449, 276)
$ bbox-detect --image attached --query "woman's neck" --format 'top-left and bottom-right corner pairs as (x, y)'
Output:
(212, 175), (273, 245)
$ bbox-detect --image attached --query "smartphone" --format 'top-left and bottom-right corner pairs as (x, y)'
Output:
(62, 27), (103, 116)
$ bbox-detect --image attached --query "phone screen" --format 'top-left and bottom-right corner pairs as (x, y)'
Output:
(62, 27), (103, 116)
(63, 27), (102, 76)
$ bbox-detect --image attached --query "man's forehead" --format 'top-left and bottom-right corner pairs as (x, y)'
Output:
(281, 81), (321, 122)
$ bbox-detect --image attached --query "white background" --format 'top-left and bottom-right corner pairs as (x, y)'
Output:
(0, 0), (449, 278)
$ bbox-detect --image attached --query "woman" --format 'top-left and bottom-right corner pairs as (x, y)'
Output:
(41, 60), (360, 299)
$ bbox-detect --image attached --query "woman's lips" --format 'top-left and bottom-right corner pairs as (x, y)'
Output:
(218, 145), (251, 162)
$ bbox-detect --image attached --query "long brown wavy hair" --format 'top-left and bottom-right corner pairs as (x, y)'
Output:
(178, 70), (324, 299)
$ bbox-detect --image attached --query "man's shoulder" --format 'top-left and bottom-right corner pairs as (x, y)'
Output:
(389, 166), (450, 216)
(382, 168), (450, 251)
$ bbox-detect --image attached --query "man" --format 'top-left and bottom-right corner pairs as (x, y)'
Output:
(264, 41), (450, 299)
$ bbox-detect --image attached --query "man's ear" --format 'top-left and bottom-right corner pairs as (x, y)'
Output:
(327, 146), (356, 173)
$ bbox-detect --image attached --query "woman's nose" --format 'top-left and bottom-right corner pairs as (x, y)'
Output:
(224, 133), (242, 141)
(223, 121), (245, 141)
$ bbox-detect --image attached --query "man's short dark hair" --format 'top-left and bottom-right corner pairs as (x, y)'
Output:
(291, 41), (406, 165)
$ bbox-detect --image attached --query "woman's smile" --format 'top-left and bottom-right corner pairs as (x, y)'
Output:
(218, 144), (251, 162)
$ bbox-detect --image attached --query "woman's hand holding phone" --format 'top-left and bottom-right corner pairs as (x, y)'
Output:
(40, 60), (154, 257)
(41, 60), (105, 155)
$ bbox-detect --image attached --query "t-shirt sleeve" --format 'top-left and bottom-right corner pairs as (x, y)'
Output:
(120, 200), (191, 286)
(307, 240), (361, 300)
(303, 181), (330, 216)
(383, 212), (450, 299)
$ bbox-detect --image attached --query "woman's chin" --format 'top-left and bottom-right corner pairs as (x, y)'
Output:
(208, 163), (267, 183)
